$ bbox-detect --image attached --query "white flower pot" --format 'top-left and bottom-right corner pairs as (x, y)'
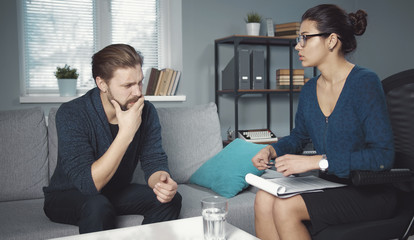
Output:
(246, 23), (260, 36)
(57, 78), (77, 96)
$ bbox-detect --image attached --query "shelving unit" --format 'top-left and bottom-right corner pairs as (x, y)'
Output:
(20, 95), (186, 103)
(214, 35), (303, 135)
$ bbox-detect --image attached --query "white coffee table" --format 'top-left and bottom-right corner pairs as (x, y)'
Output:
(50, 216), (259, 240)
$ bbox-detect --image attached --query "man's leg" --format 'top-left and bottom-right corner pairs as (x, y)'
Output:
(44, 189), (116, 234)
(108, 183), (182, 224)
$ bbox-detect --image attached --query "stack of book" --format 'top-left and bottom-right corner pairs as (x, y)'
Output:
(274, 22), (300, 39)
(276, 69), (305, 89)
(145, 68), (181, 96)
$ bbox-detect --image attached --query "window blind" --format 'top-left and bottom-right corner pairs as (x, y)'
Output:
(21, 0), (162, 95)
(22, 0), (95, 94)
(111, 0), (160, 79)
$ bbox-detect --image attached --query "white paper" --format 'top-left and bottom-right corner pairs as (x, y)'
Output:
(245, 173), (347, 198)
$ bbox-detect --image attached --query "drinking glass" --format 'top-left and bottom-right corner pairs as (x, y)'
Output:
(201, 196), (228, 240)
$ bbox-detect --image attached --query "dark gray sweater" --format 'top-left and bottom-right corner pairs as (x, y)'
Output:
(272, 66), (394, 178)
(44, 88), (169, 195)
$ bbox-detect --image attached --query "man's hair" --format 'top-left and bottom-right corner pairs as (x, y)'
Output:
(92, 44), (144, 82)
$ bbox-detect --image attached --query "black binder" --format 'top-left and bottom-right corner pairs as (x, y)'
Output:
(222, 49), (251, 90)
(251, 50), (265, 89)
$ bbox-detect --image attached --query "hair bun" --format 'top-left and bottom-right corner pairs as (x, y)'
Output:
(349, 10), (367, 36)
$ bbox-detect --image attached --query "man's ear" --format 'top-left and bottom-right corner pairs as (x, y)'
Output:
(96, 77), (108, 93)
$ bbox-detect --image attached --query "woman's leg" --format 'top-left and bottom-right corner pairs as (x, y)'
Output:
(272, 195), (311, 240)
(255, 190), (311, 240)
(254, 190), (280, 240)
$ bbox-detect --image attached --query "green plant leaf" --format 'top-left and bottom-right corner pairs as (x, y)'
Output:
(54, 64), (79, 79)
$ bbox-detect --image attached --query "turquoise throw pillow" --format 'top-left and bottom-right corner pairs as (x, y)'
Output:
(189, 138), (266, 198)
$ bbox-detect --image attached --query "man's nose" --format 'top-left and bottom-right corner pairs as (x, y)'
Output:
(132, 84), (141, 96)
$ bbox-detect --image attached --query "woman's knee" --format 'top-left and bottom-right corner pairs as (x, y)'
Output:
(255, 190), (275, 216)
(272, 195), (308, 222)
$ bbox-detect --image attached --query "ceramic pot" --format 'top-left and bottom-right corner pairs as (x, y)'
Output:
(246, 22), (260, 36)
(57, 78), (77, 96)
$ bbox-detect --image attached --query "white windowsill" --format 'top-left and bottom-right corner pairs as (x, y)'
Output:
(20, 95), (187, 103)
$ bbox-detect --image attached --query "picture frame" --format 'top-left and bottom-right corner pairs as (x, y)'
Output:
(266, 18), (275, 37)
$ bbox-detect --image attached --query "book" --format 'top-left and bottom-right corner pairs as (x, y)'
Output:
(274, 35), (297, 39)
(275, 30), (300, 36)
(275, 22), (300, 29)
(169, 70), (181, 95)
(154, 70), (165, 96)
(277, 78), (305, 84)
(157, 68), (174, 96)
(276, 69), (305, 76)
(276, 75), (305, 80)
(245, 173), (346, 198)
(275, 26), (300, 32)
(166, 70), (177, 95)
(145, 68), (161, 95)
(277, 82), (304, 86)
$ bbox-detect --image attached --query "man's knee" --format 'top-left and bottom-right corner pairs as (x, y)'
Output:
(142, 192), (182, 224)
(171, 191), (182, 209)
(164, 191), (182, 217)
(79, 195), (116, 233)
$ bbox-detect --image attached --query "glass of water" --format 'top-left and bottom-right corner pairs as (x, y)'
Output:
(201, 196), (228, 240)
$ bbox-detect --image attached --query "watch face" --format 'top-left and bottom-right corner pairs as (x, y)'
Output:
(319, 159), (328, 169)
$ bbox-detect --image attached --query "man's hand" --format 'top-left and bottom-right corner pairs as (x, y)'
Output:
(252, 145), (277, 170)
(152, 172), (178, 203)
(111, 96), (145, 141)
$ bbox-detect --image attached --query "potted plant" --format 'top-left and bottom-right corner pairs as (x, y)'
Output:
(245, 12), (262, 36)
(54, 64), (79, 96)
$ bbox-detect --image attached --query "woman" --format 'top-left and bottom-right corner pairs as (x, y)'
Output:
(252, 4), (397, 240)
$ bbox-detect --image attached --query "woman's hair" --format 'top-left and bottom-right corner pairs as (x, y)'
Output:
(301, 4), (367, 55)
(92, 44), (144, 82)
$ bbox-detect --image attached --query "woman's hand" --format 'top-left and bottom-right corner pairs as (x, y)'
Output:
(275, 154), (321, 176)
(252, 145), (277, 170)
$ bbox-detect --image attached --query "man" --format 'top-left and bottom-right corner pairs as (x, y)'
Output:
(43, 44), (182, 234)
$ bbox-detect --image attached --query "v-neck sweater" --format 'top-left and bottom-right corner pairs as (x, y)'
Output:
(272, 65), (394, 178)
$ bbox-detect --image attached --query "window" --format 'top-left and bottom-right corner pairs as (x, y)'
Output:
(19, 0), (170, 97)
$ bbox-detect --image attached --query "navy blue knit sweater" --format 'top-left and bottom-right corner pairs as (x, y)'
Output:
(272, 66), (394, 178)
(44, 88), (169, 195)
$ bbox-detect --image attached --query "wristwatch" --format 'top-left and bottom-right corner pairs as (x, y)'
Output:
(319, 154), (329, 172)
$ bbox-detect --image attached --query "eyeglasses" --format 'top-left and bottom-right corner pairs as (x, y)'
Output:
(296, 33), (331, 47)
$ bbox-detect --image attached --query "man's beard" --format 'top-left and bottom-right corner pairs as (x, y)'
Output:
(107, 89), (139, 111)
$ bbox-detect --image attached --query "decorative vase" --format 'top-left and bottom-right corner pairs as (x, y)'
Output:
(57, 78), (77, 96)
(246, 23), (260, 36)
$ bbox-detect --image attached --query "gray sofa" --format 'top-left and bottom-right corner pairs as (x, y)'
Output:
(0, 103), (259, 240)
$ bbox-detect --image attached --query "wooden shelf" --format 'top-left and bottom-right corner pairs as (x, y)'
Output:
(20, 95), (186, 103)
(215, 35), (295, 46)
(217, 89), (301, 94)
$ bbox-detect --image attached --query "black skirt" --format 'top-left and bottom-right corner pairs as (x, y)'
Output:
(301, 184), (397, 235)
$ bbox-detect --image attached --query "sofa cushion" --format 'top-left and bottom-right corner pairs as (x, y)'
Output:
(189, 139), (265, 198)
(133, 102), (223, 184)
(0, 198), (145, 240)
(0, 199), (78, 240)
(48, 108), (59, 178)
(0, 107), (48, 201)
